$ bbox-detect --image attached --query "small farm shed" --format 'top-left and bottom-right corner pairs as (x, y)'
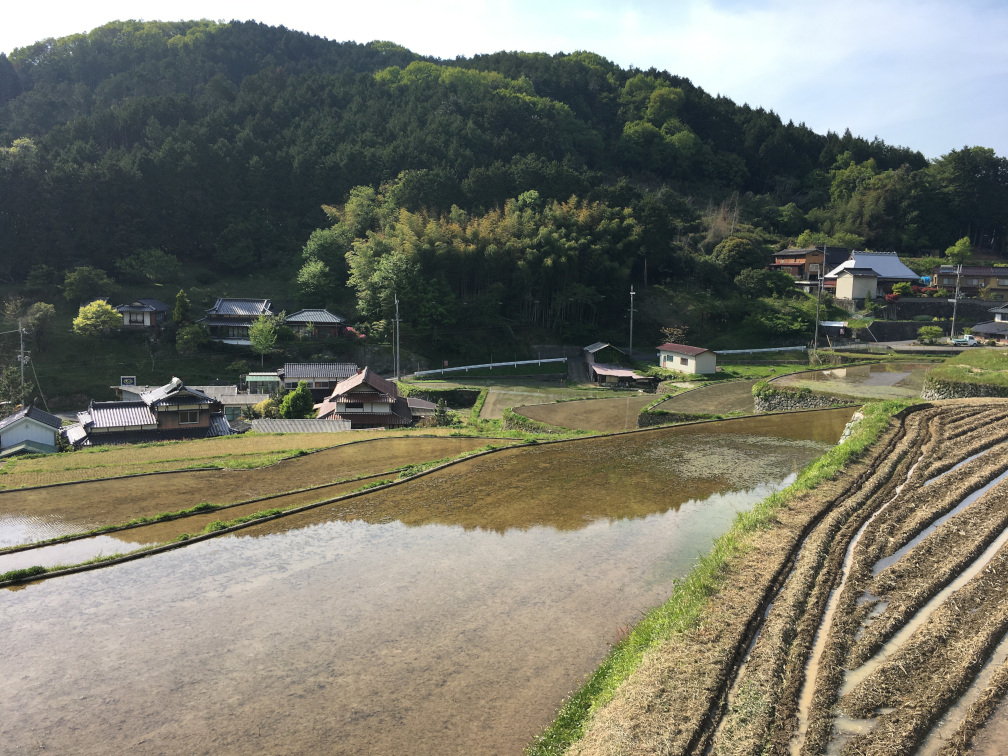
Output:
(657, 343), (717, 375)
(583, 342), (630, 366)
(0, 405), (63, 457)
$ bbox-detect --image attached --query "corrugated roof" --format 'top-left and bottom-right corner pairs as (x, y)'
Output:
(283, 363), (359, 380)
(204, 298), (272, 318)
(825, 252), (918, 281)
(591, 365), (643, 379)
(584, 341), (610, 353)
(657, 343), (710, 356)
(285, 309), (346, 325)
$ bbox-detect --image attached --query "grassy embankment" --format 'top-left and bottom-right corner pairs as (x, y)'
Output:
(924, 348), (1008, 396)
(526, 398), (915, 755)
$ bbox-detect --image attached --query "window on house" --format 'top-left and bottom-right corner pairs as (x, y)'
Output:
(315, 381), (328, 389)
(179, 410), (199, 425)
(998, 279), (1008, 286)
(128, 312), (145, 324)
(345, 401), (364, 410)
(680, 357), (689, 366)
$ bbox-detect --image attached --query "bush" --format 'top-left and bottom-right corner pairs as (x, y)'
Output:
(917, 325), (944, 344)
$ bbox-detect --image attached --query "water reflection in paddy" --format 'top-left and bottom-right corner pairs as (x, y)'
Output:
(771, 361), (933, 400)
(0, 410), (852, 755)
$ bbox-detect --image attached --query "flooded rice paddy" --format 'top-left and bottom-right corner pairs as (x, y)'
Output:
(771, 361), (934, 400)
(1, 410), (852, 754)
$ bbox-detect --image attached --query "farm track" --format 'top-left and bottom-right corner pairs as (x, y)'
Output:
(569, 400), (1008, 756)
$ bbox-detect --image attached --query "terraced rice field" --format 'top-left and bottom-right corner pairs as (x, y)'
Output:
(570, 399), (1008, 755)
(515, 394), (658, 432)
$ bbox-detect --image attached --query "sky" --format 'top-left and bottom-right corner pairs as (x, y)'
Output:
(2, 0), (1007, 160)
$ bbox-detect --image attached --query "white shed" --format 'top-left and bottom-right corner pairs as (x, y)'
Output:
(0, 406), (62, 457)
(657, 343), (717, 375)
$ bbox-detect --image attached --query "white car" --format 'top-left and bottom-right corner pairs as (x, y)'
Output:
(951, 334), (979, 346)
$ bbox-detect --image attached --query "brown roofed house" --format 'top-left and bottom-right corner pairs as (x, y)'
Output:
(314, 367), (413, 429)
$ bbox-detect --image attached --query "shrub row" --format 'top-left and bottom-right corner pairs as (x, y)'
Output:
(396, 384), (482, 408)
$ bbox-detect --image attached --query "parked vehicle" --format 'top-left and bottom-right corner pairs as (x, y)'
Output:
(951, 334), (979, 346)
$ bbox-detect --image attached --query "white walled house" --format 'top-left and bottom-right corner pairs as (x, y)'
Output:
(834, 268), (879, 301)
(0, 405), (63, 457)
(114, 299), (170, 332)
(657, 343), (717, 375)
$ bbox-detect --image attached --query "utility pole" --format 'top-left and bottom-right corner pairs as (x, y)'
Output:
(19, 319), (25, 406)
(629, 285), (636, 359)
(394, 294), (401, 381)
(814, 247), (824, 353)
(951, 264), (962, 341)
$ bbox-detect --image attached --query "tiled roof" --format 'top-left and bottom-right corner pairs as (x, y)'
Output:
(825, 252), (918, 281)
(971, 321), (1008, 336)
(325, 367), (398, 399)
(657, 343), (710, 356)
(838, 267), (880, 277)
(285, 309), (346, 325)
(0, 405), (62, 433)
(204, 298), (272, 318)
(248, 419), (351, 433)
(140, 379), (216, 408)
(85, 402), (158, 430)
(115, 299), (169, 313)
(282, 363), (359, 380)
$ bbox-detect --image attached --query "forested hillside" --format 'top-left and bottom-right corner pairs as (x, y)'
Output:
(1, 19), (1007, 353)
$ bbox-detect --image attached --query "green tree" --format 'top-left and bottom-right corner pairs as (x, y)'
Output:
(892, 281), (913, 297)
(249, 396), (280, 419)
(115, 248), (182, 284)
(944, 236), (971, 266)
(24, 302), (55, 351)
(279, 381), (315, 419)
(248, 312), (278, 366)
(63, 266), (117, 303)
(296, 257), (331, 303)
(0, 364), (35, 414)
(712, 236), (769, 278)
(72, 299), (120, 336)
(917, 325), (943, 344)
(173, 289), (190, 325)
(175, 323), (209, 355)
(432, 398), (452, 426)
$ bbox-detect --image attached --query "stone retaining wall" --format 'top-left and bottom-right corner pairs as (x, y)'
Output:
(921, 377), (1008, 400)
(752, 381), (857, 413)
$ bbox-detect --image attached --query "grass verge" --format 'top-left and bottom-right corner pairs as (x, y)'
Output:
(525, 399), (915, 755)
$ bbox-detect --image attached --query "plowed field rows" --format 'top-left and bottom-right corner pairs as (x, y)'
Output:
(570, 400), (1008, 755)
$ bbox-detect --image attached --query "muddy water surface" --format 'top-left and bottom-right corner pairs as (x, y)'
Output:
(0, 410), (852, 755)
(0, 436), (501, 547)
(772, 362), (933, 400)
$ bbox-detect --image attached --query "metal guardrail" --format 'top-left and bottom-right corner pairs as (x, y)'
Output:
(414, 357), (567, 378)
(717, 346), (808, 354)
